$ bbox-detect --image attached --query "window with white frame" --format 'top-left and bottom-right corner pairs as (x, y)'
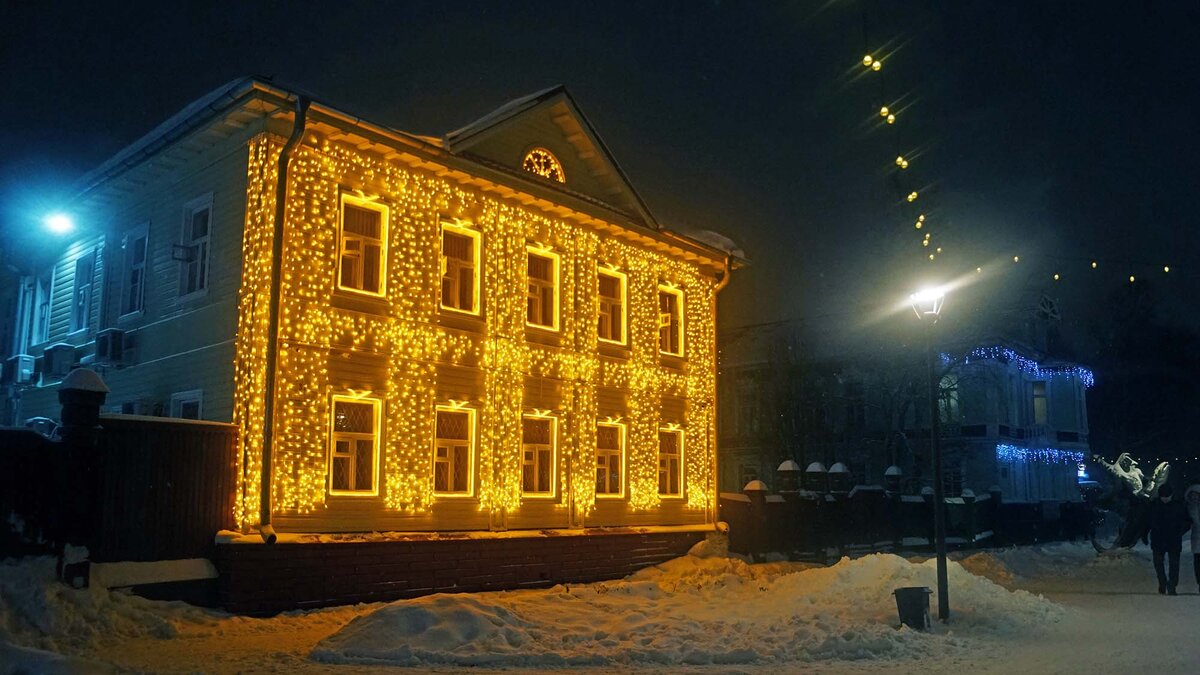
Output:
(658, 428), (683, 497)
(329, 396), (380, 495)
(32, 269), (52, 346)
(70, 252), (94, 334)
(596, 422), (624, 497)
(170, 389), (204, 420)
(122, 225), (148, 316)
(440, 223), (480, 314)
(1032, 381), (1048, 425)
(658, 285), (684, 356)
(526, 248), (558, 330)
(434, 407), (474, 495)
(597, 267), (626, 344)
(178, 194), (213, 297)
(338, 195), (387, 296)
(521, 415), (556, 495)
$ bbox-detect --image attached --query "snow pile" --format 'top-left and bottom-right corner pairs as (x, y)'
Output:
(312, 550), (1063, 668)
(0, 557), (212, 654)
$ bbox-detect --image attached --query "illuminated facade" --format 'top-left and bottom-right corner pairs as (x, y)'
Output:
(4, 79), (732, 535)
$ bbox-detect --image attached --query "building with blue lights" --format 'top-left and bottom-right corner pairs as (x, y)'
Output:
(718, 319), (1092, 503)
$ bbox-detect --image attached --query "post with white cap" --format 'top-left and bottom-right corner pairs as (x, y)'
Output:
(56, 368), (109, 586)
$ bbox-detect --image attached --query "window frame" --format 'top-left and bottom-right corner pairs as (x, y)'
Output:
(657, 284), (685, 357)
(596, 266), (627, 346)
(1032, 380), (1048, 426)
(439, 220), (482, 316)
(336, 192), (389, 298)
(31, 267), (54, 347)
(169, 389), (204, 420)
(595, 421), (626, 499)
(178, 193), (214, 300)
(658, 427), (684, 498)
(328, 394), (382, 497)
(520, 414), (558, 498)
(120, 223), (150, 319)
(69, 250), (95, 335)
(525, 246), (560, 332)
(432, 405), (477, 498)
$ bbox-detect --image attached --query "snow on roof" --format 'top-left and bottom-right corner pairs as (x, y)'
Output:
(678, 228), (745, 260)
(743, 479), (769, 491)
(777, 459), (802, 472)
(884, 465), (904, 476)
(59, 368), (109, 393)
(828, 462), (850, 474)
(805, 462), (826, 473)
(444, 85), (564, 144)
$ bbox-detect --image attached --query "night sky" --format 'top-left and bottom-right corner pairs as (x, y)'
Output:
(2, 0), (1198, 339)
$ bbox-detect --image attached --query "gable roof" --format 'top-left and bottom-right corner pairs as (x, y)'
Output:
(442, 85), (661, 230)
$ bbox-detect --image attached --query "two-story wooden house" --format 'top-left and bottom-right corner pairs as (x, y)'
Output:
(3, 78), (733, 539)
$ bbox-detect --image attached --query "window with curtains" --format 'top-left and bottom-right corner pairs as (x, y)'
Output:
(658, 285), (684, 356)
(658, 428), (682, 496)
(596, 422), (624, 497)
(70, 252), (94, 333)
(329, 397), (380, 495)
(521, 416), (555, 495)
(440, 223), (480, 314)
(121, 224), (148, 316)
(597, 268), (625, 344)
(178, 194), (213, 297)
(434, 407), (474, 495)
(337, 196), (387, 296)
(526, 249), (558, 330)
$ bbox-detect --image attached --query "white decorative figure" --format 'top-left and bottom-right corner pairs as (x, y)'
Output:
(1093, 452), (1170, 499)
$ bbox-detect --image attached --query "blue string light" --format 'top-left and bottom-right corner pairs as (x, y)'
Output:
(995, 443), (1086, 465)
(954, 346), (1095, 388)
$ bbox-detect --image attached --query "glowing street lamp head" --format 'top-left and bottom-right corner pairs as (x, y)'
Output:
(910, 286), (946, 321)
(44, 213), (74, 235)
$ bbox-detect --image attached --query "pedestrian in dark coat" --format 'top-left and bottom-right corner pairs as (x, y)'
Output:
(1148, 483), (1192, 595)
(1185, 481), (1200, 594)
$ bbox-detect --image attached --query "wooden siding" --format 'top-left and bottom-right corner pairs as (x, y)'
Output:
(15, 133), (253, 424)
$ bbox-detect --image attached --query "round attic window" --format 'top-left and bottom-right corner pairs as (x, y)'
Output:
(522, 148), (566, 183)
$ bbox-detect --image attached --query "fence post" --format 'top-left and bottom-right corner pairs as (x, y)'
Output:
(961, 489), (976, 544)
(56, 368), (109, 587)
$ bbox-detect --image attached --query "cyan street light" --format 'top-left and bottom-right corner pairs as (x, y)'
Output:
(43, 213), (75, 235)
(910, 286), (949, 623)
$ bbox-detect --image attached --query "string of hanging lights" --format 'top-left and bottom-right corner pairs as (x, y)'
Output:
(853, 5), (1178, 284)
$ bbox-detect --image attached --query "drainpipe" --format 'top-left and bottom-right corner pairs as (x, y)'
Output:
(711, 255), (733, 524)
(258, 95), (311, 543)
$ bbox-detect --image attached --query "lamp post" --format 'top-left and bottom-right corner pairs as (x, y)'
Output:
(910, 287), (949, 623)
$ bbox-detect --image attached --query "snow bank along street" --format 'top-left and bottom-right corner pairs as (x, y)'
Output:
(1, 539), (1197, 673)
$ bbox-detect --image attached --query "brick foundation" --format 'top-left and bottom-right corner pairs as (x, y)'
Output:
(216, 527), (707, 615)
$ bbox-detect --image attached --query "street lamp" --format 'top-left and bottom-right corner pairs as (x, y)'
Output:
(44, 213), (75, 235)
(910, 286), (949, 623)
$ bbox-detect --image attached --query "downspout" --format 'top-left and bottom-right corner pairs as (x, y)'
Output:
(258, 95), (311, 543)
(711, 255), (732, 525)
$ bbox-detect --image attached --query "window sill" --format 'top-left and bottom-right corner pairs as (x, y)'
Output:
(331, 291), (389, 315)
(118, 310), (145, 325)
(437, 310), (486, 333)
(598, 342), (631, 360)
(177, 288), (209, 304)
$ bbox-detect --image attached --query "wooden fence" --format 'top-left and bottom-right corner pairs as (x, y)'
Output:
(0, 415), (237, 562)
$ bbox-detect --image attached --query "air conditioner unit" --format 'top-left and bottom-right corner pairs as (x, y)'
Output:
(42, 343), (78, 379)
(95, 328), (126, 365)
(1, 354), (35, 385)
(120, 400), (156, 416)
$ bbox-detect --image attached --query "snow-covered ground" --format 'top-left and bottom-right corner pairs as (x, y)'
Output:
(1, 538), (1197, 674)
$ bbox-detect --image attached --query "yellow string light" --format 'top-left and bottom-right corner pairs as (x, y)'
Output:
(863, 54), (874, 67)
(1091, 261), (1098, 269)
(1053, 273), (1060, 281)
(232, 134), (719, 528)
(906, 191), (918, 202)
(1013, 256), (1020, 263)
(871, 60), (882, 71)
(1129, 275), (1136, 283)
(886, 114), (896, 124)
(879, 106), (889, 117)
(1164, 265), (1170, 273)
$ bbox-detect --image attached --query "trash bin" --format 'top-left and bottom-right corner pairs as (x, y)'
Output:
(893, 587), (932, 630)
